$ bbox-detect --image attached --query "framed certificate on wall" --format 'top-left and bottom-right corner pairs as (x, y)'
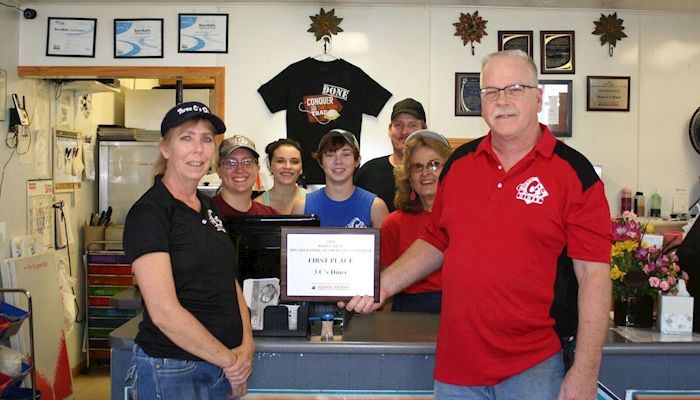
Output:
(46, 17), (97, 57)
(178, 13), (229, 53)
(114, 19), (163, 58)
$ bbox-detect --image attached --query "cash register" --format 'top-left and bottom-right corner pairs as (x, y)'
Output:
(224, 215), (350, 337)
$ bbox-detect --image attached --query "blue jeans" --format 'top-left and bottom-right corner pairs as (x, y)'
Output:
(127, 344), (236, 400)
(434, 352), (564, 400)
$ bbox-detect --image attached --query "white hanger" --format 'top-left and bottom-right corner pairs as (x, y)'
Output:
(313, 35), (338, 62)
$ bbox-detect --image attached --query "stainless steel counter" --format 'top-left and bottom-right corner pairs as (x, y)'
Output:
(109, 311), (700, 399)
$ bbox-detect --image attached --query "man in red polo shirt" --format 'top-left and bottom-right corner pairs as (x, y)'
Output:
(343, 50), (612, 400)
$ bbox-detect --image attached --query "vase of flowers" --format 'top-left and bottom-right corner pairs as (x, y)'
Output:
(610, 212), (689, 328)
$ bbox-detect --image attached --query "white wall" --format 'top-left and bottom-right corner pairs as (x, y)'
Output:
(2, 4), (123, 370)
(0, 3), (23, 256)
(19, 4), (700, 214)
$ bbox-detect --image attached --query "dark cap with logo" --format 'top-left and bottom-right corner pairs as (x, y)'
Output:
(317, 129), (360, 153)
(160, 101), (226, 136)
(391, 98), (426, 122)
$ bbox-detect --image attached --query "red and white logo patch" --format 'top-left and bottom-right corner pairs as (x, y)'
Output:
(516, 177), (549, 205)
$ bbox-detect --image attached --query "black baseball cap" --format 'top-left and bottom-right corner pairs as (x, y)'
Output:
(160, 101), (226, 136)
(317, 129), (360, 153)
(391, 98), (426, 122)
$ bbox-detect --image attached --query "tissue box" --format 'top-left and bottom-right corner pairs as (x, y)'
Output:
(657, 295), (694, 334)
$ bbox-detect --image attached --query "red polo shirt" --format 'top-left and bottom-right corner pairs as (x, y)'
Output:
(381, 210), (441, 294)
(420, 125), (612, 385)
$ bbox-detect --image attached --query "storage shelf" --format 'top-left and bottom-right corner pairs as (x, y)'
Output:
(0, 362), (32, 394)
(0, 289), (36, 399)
(84, 249), (136, 369)
(0, 302), (29, 341)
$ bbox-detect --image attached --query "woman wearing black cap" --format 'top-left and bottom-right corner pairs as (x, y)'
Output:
(123, 102), (254, 399)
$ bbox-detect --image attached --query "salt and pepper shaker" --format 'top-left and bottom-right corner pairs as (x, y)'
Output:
(650, 190), (662, 217)
(620, 184), (633, 214)
(634, 192), (645, 217)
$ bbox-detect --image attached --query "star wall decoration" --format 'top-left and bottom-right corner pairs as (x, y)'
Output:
(592, 12), (627, 57)
(308, 8), (344, 42)
(453, 11), (488, 56)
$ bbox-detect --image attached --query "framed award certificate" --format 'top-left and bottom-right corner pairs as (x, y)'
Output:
(540, 31), (575, 74)
(178, 13), (229, 53)
(114, 19), (163, 58)
(281, 227), (380, 302)
(46, 17), (97, 57)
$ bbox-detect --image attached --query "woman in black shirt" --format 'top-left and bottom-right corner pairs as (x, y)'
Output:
(124, 102), (254, 399)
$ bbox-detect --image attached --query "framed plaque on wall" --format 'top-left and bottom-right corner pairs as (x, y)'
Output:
(586, 76), (630, 112)
(455, 72), (481, 116)
(540, 31), (575, 74)
(498, 31), (533, 58)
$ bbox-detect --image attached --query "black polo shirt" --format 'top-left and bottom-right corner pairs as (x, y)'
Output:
(124, 175), (242, 360)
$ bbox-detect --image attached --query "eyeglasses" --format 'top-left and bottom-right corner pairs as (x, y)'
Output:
(220, 158), (257, 169)
(479, 84), (538, 102)
(410, 160), (442, 173)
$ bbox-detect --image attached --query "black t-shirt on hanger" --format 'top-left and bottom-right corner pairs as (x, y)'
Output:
(258, 58), (392, 184)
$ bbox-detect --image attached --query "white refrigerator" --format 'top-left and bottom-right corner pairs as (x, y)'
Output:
(98, 141), (160, 225)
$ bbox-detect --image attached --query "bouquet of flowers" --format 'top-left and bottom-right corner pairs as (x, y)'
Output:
(610, 211), (689, 300)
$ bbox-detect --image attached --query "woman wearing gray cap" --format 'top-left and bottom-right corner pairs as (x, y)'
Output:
(213, 135), (277, 216)
(380, 130), (452, 313)
(292, 129), (388, 227)
(123, 102), (254, 399)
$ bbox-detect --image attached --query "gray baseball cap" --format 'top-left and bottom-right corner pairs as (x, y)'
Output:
(317, 129), (360, 153)
(219, 135), (259, 159)
(405, 129), (450, 147)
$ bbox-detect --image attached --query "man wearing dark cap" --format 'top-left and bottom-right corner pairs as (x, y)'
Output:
(355, 98), (427, 212)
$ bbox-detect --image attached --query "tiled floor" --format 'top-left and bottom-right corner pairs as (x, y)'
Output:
(72, 365), (111, 400)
